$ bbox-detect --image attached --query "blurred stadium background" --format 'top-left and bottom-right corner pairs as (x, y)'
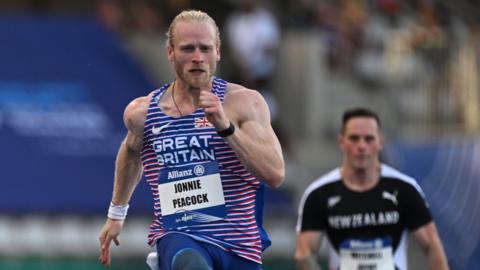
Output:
(0, 0), (479, 269)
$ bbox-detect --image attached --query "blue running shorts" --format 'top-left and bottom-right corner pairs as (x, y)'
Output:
(155, 233), (261, 270)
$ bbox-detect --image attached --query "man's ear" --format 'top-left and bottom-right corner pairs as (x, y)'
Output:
(338, 134), (344, 151)
(379, 134), (385, 150)
(167, 45), (174, 62)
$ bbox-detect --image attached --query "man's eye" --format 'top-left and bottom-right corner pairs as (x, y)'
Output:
(181, 46), (194, 52)
(349, 136), (359, 141)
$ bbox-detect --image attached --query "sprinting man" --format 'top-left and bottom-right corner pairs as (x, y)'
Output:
(98, 10), (284, 270)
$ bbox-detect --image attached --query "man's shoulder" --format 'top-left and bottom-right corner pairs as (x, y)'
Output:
(381, 164), (417, 183)
(125, 95), (151, 117)
(224, 83), (265, 110)
(124, 93), (154, 134)
(304, 168), (342, 195)
(298, 168), (342, 211)
(380, 164), (425, 194)
(225, 82), (258, 96)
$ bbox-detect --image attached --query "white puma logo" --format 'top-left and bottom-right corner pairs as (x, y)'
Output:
(382, 190), (398, 205)
(152, 122), (171, 135)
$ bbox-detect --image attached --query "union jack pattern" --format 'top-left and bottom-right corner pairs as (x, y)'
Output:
(194, 117), (213, 128)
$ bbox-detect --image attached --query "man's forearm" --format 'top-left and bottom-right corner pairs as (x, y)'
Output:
(112, 139), (143, 205)
(296, 254), (322, 270)
(426, 243), (449, 270)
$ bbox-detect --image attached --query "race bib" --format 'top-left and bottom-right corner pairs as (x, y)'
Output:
(158, 161), (226, 229)
(339, 237), (394, 270)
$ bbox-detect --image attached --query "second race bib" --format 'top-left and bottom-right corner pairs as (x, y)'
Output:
(339, 237), (395, 270)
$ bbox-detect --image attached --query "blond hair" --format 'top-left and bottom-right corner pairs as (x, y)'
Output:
(166, 10), (221, 47)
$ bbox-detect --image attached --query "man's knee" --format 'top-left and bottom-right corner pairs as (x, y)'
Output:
(172, 248), (211, 270)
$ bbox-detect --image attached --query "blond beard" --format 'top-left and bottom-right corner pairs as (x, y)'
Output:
(174, 61), (216, 89)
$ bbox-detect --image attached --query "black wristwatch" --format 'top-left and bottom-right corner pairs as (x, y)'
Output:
(217, 122), (235, 137)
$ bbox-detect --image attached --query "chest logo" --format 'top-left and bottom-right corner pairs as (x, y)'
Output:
(195, 117), (213, 128)
(382, 191), (398, 205)
(152, 122), (171, 135)
(328, 196), (341, 208)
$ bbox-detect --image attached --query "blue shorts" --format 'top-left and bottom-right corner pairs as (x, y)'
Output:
(155, 233), (261, 270)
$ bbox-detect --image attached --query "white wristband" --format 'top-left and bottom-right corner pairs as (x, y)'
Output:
(108, 202), (129, 220)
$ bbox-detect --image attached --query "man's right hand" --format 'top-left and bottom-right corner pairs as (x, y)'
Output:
(98, 218), (125, 267)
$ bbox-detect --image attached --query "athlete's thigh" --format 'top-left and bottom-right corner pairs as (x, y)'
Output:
(223, 256), (261, 270)
(156, 233), (213, 270)
(204, 244), (261, 270)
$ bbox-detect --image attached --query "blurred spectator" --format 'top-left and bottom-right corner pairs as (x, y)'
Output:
(337, 0), (367, 59)
(162, 0), (191, 26)
(122, 0), (171, 84)
(95, 0), (126, 33)
(126, 0), (164, 33)
(314, 0), (367, 72)
(281, 0), (315, 28)
(377, 0), (402, 24)
(411, 0), (449, 67)
(224, 0), (280, 92)
(450, 20), (480, 133)
(410, 0), (450, 124)
(224, 0), (281, 121)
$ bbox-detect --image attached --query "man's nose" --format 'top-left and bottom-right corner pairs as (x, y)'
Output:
(192, 48), (204, 63)
(357, 138), (368, 149)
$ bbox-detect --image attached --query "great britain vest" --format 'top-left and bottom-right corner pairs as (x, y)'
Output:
(140, 77), (269, 264)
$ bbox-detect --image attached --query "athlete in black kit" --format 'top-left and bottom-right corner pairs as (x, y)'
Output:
(295, 108), (449, 270)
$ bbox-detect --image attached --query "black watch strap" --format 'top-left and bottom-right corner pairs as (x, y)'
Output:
(217, 122), (235, 137)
